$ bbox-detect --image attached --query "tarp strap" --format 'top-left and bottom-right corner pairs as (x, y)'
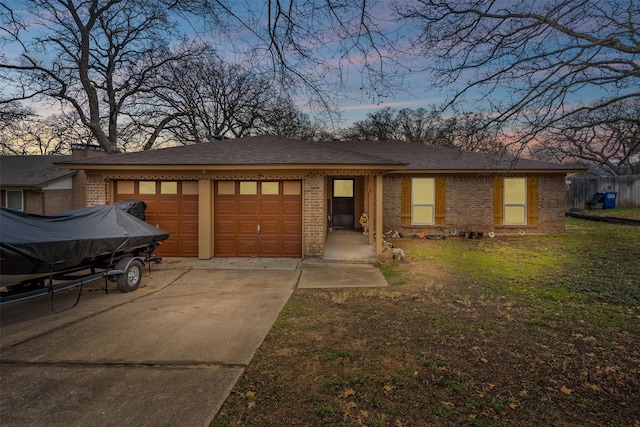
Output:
(105, 251), (118, 295)
(49, 268), (84, 313)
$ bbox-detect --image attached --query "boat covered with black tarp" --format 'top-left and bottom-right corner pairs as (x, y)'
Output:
(0, 204), (169, 288)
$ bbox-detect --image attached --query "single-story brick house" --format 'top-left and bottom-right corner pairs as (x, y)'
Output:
(57, 136), (584, 260)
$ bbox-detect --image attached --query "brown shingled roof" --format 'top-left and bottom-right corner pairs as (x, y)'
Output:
(314, 140), (580, 172)
(58, 136), (405, 168)
(56, 136), (583, 173)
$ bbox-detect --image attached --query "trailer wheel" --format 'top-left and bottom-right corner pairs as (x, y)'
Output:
(116, 259), (144, 293)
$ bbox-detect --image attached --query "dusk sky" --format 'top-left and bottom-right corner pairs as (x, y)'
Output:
(2, 0), (624, 130)
(1, 0), (451, 128)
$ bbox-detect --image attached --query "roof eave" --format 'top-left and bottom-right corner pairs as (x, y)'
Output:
(56, 163), (407, 171)
(388, 168), (586, 174)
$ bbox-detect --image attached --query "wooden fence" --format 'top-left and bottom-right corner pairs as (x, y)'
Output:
(566, 175), (640, 209)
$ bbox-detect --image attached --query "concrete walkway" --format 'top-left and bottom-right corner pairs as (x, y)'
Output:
(323, 229), (377, 263)
(0, 256), (387, 426)
(155, 255), (388, 290)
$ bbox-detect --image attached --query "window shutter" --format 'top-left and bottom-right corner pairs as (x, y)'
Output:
(435, 177), (445, 225)
(493, 176), (503, 225)
(527, 176), (538, 225)
(401, 177), (411, 226)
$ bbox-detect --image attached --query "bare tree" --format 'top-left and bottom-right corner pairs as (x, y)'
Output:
(196, 0), (404, 111)
(256, 97), (320, 140)
(343, 106), (506, 154)
(397, 0), (640, 155)
(0, 101), (32, 138)
(1, 110), (93, 155)
(532, 100), (640, 175)
(343, 107), (400, 141)
(148, 51), (287, 144)
(396, 108), (437, 144)
(1, 1), (404, 153)
(0, 0), (207, 153)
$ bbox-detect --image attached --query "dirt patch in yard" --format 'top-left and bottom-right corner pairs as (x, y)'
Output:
(214, 226), (640, 426)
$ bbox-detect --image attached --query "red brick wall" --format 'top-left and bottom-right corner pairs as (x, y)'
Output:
(383, 173), (567, 235)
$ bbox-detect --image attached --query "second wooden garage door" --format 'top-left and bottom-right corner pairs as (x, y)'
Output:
(214, 180), (302, 257)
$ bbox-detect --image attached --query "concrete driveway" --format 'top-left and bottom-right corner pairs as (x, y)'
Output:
(0, 259), (387, 426)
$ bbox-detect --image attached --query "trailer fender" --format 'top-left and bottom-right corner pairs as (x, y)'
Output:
(113, 257), (144, 293)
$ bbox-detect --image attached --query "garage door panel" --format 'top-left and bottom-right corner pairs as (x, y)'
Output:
(259, 239), (280, 256)
(216, 199), (236, 215)
(215, 239), (236, 255)
(156, 201), (179, 215)
(260, 200), (281, 215)
(260, 220), (280, 235)
(281, 239), (302, 257)
(238, 220), (258, 234)
(180, 220), (199, 235)
(236, 238), (259, 255)
(180, 199), (198, 214)
(180, 241), (199, 255)
(281, 220), (301, 235)
(282, 200), (302, 215)
(238, 200), (258, 215)
(215, 220), (236, 235)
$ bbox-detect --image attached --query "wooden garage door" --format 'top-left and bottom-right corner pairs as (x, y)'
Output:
(215, 180), (302, 257)
(114, 180), (198, 257)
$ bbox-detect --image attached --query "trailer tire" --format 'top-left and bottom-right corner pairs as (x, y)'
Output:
(116, 258), (144, 293)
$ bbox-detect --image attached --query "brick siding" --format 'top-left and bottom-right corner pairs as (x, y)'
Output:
(43, 190), (74, 214)
(303, 173), (326, 257)
(23, 191), (43, 214)
(78, 171), (566, 259)
(86, 174), (108, 206)
(535, 174), (567, 234)
(383, 173), (567, 235)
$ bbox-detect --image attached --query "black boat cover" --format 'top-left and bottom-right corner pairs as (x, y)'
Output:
(0, 205), (170, 280)
(114, 199), (147, 221)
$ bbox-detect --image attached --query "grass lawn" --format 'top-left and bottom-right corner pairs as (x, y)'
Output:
(213, 214), (640, 427)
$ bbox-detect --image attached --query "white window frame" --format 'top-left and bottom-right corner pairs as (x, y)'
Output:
(503, 177), (527, 225)
(411, 177), (435, 225)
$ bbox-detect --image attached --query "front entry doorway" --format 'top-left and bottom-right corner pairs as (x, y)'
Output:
(332, 178), (355, 228)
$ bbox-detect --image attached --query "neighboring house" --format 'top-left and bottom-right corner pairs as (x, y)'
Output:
(0, 155), (77, 214)
(0, 144), (106, 214)
(57, 136), (585, 260)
